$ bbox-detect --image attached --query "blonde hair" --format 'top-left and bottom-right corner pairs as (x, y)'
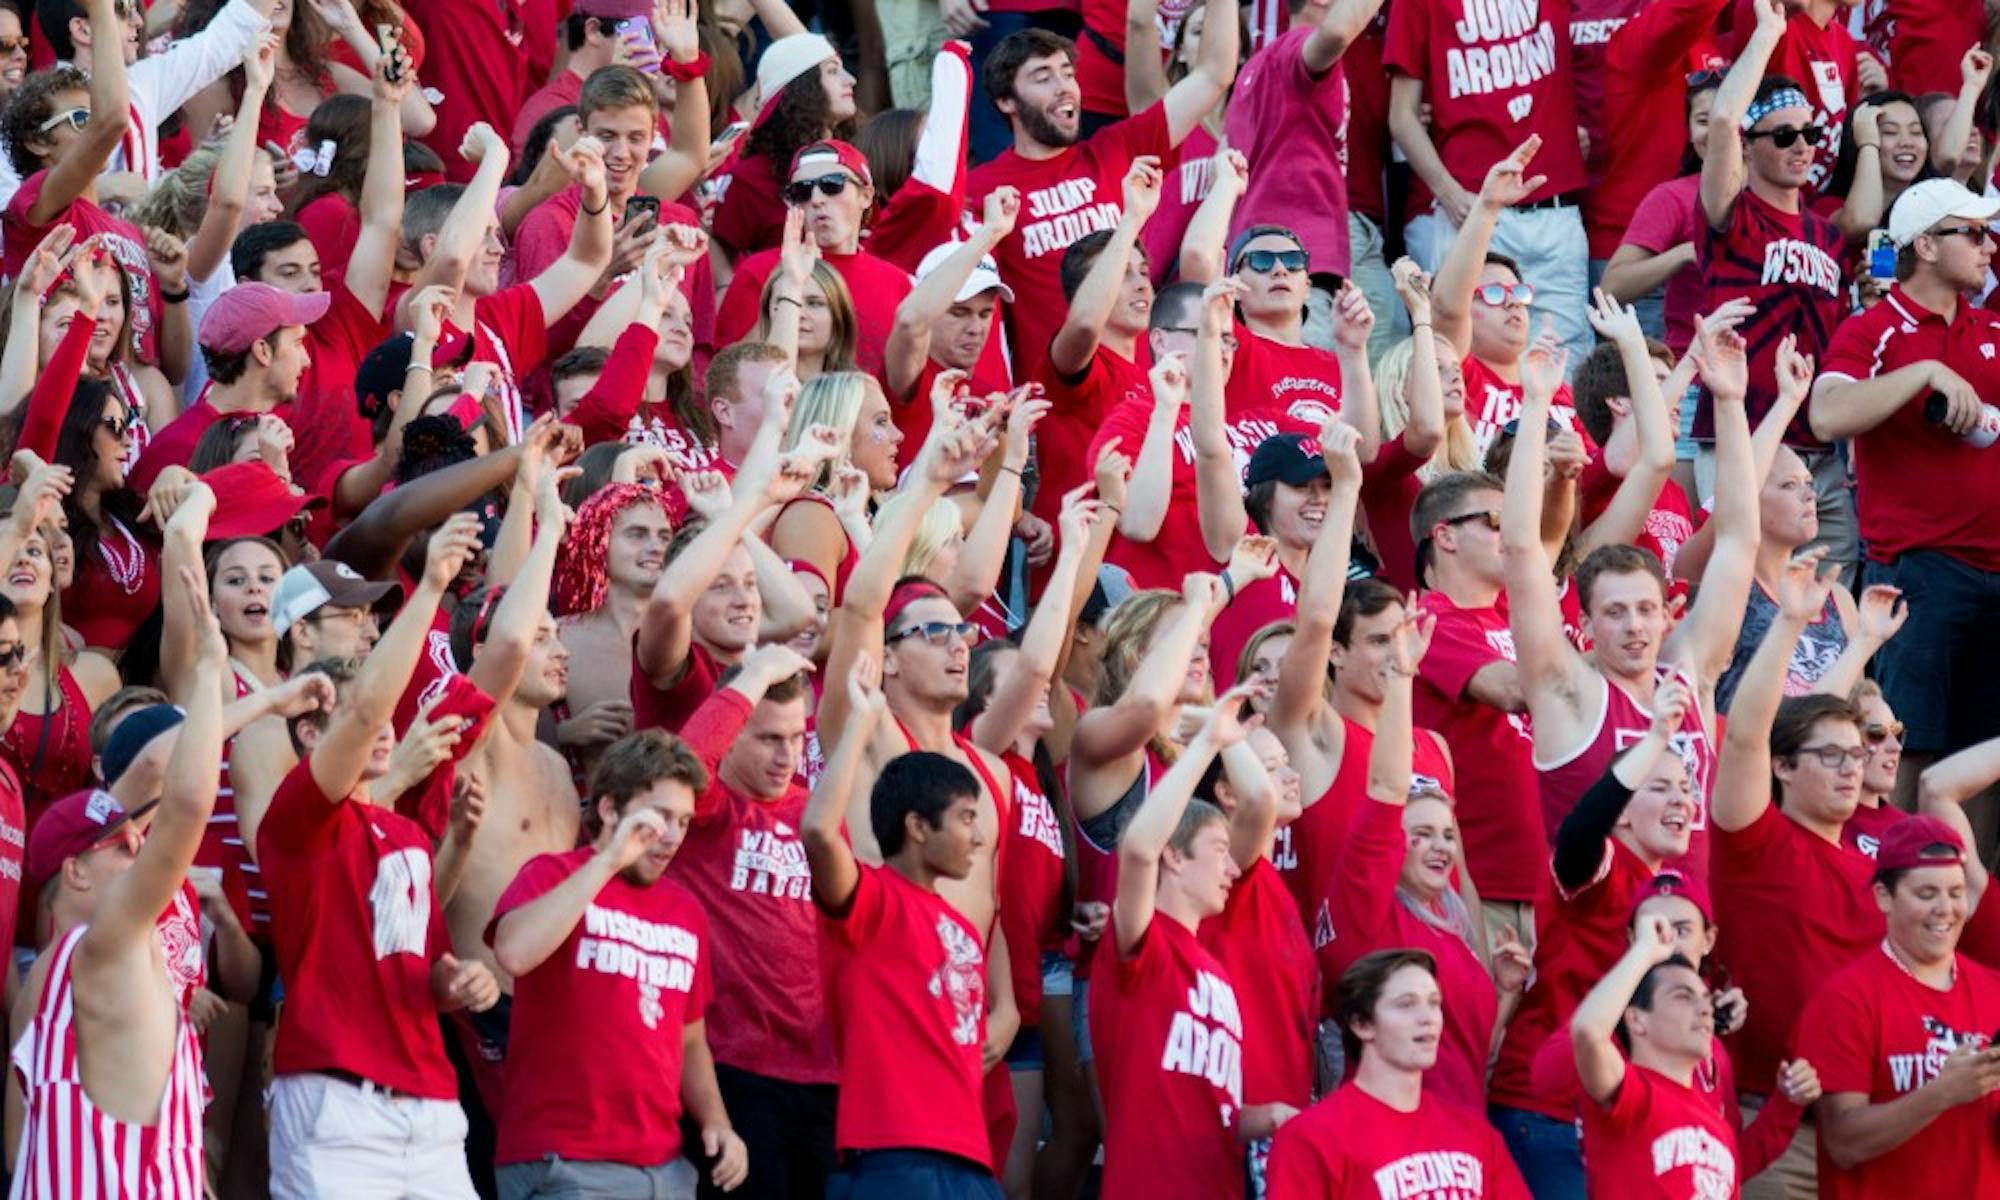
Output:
(756, 260), (857, 374)
(133, 146), (222, 238)
(877, 492), (963, 577)
(785, 371), (877, 489)
(1376, 333), (1480, 484)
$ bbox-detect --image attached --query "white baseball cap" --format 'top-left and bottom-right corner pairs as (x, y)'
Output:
(1887, 178), (2000, 248)
(916, 241), (1016, 304)
(756, 34), (838, 115)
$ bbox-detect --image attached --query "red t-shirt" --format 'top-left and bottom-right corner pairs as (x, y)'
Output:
(1729, 0), (1862, 194)
(715, 246), (911, 379)
(630, 640), (724, 737)
(1141, 124), (1217, 286)
(491, 848), (711, 1165)
(454, 283), (551, 445)
(1590, 0), (1726, 260)
(1569, 0), (1647, 192)
(1796, 945), (2000, 1200)
(1224, 26), (1353, 275)
(821, 865), (989, 1163)
(298, 193), (361, 282)
(128, 402), (226, 496)
(1225, 328), (1346, 438)
(1415, 591), (1544, 903)
(257, 761), (456, 1098)
(1695, 188), (1846, 447)
(1085, 396), (1218, 588)
(710, 151), (790, 260)
(1383, 0), (1588, 200)
(1462, 355), (1590, 465)
(511, 71), (583, 157)
(1578, 453), (1699, 578)
(1343, 13), (1394, 225)
(1713, 802), (1883, 1092)
(1879, 0), (1987, 95)
(407, 0), (527, 183)
(1820, 288), (2000, 571)
(1325, 797), (1500, 1112)
(967, 103), (1174, 376)
(1360, 435), (1429, 592)
(1090, 916), (1244, 1198)
(3, 170), (161, 363)
(288, 282), (390, 498)
(1266, 1084), (1530, 1200)
(998, 749), (1066, 1026)
(669, 690), (835, 1084)
(1581, 1062), (1740, 1199)
(1618, 173), (1708, 354)
(1198, 858), (1317, 1108)
(0, 759), (21, 956)
(1490, 838), (1655, 1115)
(60, 518), (161, 650)
(1209, 566), (1297, 691)
(1840, 801), (1909, 860)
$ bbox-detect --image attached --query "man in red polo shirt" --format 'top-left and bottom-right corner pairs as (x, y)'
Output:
(1386, 0), (1591, 361)
(1809, 177), (2000, 802)
(968, 1), (1237, 374)
(1796, 817), (2000, 1200)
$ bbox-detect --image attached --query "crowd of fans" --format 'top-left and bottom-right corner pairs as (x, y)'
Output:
(0, 0), (1995, 1196)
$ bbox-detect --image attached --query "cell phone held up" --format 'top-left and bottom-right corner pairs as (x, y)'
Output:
(624, 195), (660, 230)
(376, 23), (403, 83)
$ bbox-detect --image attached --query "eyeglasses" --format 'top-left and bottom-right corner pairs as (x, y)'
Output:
(783, 173), (855, 205)
(888, 620), (978, 647)
(0, 36), (30, 54)
(1153, 326), (1240, 350)
(1745, 124), (1825, 149)
(1928, 224), (1993, 244)
(1793, 744), (1869, 769)
(1473, 281), (1534, 307)
(1864, 721), (1905, 746)
(98, 414), (129, 442)
(1236, 248), (1308, 274)
(1440, 510), (1502, 532)
(37, 108), (88, 134)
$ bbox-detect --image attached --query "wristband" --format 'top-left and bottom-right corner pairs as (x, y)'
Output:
(999, 465), (1023, 478)
(159, 286), (189, 303)
(1220, 571), (1236, 603)
(581, 197), (608, 216)
(666, 50), (711, 84)
(774, 295), (802, 308)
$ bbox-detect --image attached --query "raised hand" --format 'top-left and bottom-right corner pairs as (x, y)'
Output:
(778, 206), (820, 290)
(742, 641), (816, 687)
(1777, 547), (1835, 623)
(607, 805), (669, 870)
(1149, 351), (1191, 408)
(1318, 418), (1364, 489)
(242, 31), (279, 94)
(1492, 924), (1532, 994)
(1586, 286), (1643, 346)
(449, 772), (488, 843)
(653, 0), (699, 63)
(1547, 427), (1588, 481)
(180, 564), (229, 668)
(460, 121), (507, 167)
(1200, 277), (1242, 335)
(1390, 256), (1432, 322)
(1848, 101), (1882, 150)
(268, 671), (337, 719)
(1388, 599), (1435, 677)
(1853, 583), (1907, 644)
(558, 699), (635, 748)
(1055, 482), (1099, 552)
(1519, 323), (1568, 400)
(437, 953), (501, 1012)
(423, 512), (484, 589)
(561, 135), (609, 198)
(1202, 681), (1265, 748)
(980, 185), (1022, 241)
(1773, 334), (1814, 405)
(1181, 571), (1224, 619)
(1648, 674), (1692, 739)
(408, 283), (454, 349)
(1634, 912), (1678, 963)
(1211, 143), (1249, 197)
(677, 469), (732, 521)
(1093, 436), (1132, 510)
(1226, 534), (1280, 589)
(1478, 136), (1548, 210)
(1691, 316), (1749, 401)
(845, 650), (889, 726)
(1120, 155), (1164, 226)
(1965, 46), (1995, 92)
(8, 454), (72, 538)
(1330, 281), (1375, 353)
(1002, 387), (1050, 468)
(17, 226), (77, 300)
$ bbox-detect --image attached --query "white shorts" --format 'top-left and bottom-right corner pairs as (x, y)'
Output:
(268, 1072), (476, 1200)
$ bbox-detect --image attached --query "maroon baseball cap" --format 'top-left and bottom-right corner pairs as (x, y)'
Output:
(1874, 816), (1967, 872)
(26, 789), (149, 894)
(202, 461), (323, 541)
(1628, 869), (1714, 927)
(571, 0), (650, 17)
(198, 282), (331, 354)
(788, 139), (872, 188)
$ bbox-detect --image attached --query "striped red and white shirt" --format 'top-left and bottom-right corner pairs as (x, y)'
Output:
(9, 927), (206, 1199)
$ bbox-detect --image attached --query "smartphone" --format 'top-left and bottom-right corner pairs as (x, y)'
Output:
(375, 23), (403, 83)
(625, 20), (662, 73)
(624, 195), (660, 228)
(714, 120), (750, 148)
(1866, 229), (1896, 281)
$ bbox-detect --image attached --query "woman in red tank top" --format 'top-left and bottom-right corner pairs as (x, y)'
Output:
(0, 520), (119, 825)
(770, 371), (904, 605)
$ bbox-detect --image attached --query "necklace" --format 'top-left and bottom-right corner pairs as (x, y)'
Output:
(97, 517), (145, 596)
(1881, 937), (1955, 990)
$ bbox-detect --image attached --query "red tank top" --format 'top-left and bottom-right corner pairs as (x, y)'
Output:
(199, 670), (268, 938)
(11, 927), (207, 1199)
(3, 666), (96, 829)
(997, 747), (1066, 1024)
(1533, 664), (1716, 887)
(777, 492), (859, 607)
(1275, 716), (1455, 948)
(63, 517), (162, 649)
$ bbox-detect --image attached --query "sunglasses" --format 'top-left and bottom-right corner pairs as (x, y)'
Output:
(783, 173), (855, 205)
(1473, 281), (1535, 307)
(99, 414), (130, 441)
(1153, 326), (1240, 350)
(1746, 124), (1825, 149)
(1864, 721), (1905, 746)
(1236, 248), (1308, 274)
(1685, 68), (1723, 88)
(0, 643), (26, 668)
(1500, 416), (1563, 438)
(0, 36), (29, 54)
(1440, 510), (1502, 532)
(38, 108), (88, 134)
(888, 620), (978, 647)
(1928, 224), (1993, 244)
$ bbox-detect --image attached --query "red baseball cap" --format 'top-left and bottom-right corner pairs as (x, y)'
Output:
(197, 282), (331, 354)
(787, 139), (872, 188)
(1874, 816), (1967, 872)
(26, 789), (148, 895)
(202, 461), (323, 541)
(1628, 869), (1714, 927)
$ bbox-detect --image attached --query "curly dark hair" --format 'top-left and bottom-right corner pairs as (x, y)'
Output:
(744, 67), (856, 175)
(1, 64), (86, 177)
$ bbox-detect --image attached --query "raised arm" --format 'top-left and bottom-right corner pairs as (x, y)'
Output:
(400, 124), (511, 315)
(1368, 609), (1428, 804)
(884, 188), (1018, 401)
(1114, 678), (1248, 954)
(1176, 144), (1244, 285)
(1664, 323), (1759, 685)
(1049, 158), (1160, 377)
(82, 563), (226, 954)
(525, 139), (615, 328)
(634, 0), (710, 202)
(1502, 333), (1595, 719)
(803, 653), (890, 914)
(1192, 280), (1248, 559)
(492, 804), (671, 977)
(186, 36), (278, 285)
(1433, 138), (1547, 358)
(1811, 584), (1906, 699)
(1551, 678), (1690, 886)
(1701, 0), (1785, 230)
(971, 492), (1097, 754)
(1712, 550), (1833, 833)
(1916, 730), (2000, 908)
(1272, 420), (1362, 734)
(310, 516), (482, 802)
(1329, 280), (1382, 458)
(1160, 0), (1239, 144)
(1830, 102), (1888, 241)
(347, 43), (414, 319)
(1572, 914), (1679, 1104)
(1123, 0), (1169, 114)
(467, 458), (570, 704)
(1576, 290), (1676, 555)
(1220, 726), (1279, 870)
(27, 0), (127, 225)
(1069, 572), (1215, 779)
(1118, 352), (1187, 542)
(1391, 259), (1446, 460)
(1305, 0), (1385, 69)
(1934, 48), (1995, 178)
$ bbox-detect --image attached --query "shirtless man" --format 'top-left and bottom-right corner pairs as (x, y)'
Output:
(816, 405), (1023, 1059)
(439, 452), (578, 1102)
(553, 485), (670, 766)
